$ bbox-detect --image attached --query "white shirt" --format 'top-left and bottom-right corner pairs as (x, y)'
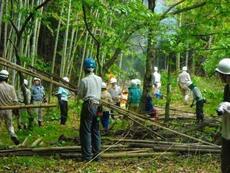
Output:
(153, 72), (161, 84)
(177, 71), (191, 84)
(79, 73), (102, 102)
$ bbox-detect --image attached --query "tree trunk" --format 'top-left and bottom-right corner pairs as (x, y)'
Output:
(139, 0), (156, 112)
(165, 53), (172, 121)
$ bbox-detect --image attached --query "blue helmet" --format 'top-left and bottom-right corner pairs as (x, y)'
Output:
(83, 58), (96, 70)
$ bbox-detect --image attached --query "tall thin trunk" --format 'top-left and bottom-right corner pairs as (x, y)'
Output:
(0, 0), (3, 43)
(49, 3), (64, 101)
(60, 0), (72, 77)
(165, 53), (172, 121)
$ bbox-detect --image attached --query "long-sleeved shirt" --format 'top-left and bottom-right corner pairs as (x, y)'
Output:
(177, 71), (191, 84)
(153, 72), (161, 84)
(31, 85), (45, 102)
(108, 85), (121, 103)
(78, 73), (102, 102)
(191, 87), (203, 102)
(57, 87), (70, 101)
(0, 81), (18, 106)
(18, 87), (31, 104)
(101, 90), (113, 112)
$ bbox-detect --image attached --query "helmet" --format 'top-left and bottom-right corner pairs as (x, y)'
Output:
(24, 79), (29, 86)
(130, 79), (137, 86)
(110, 78), (117, 84)
(0, 70), (9, 79)
(154, 67), (158, 72)
(182, 66), (187, 71)
(83, 58), (96, 70)
(215, 58), (230, 75)
(33, 77), (41, 82)
(135, 79), (141, 85)
(63, 77), (69, 82)
(101, 82), (107, 89)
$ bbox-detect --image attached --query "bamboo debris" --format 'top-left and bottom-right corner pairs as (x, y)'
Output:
(0, 142), (220, 158)
(101, 101), (218, 147)
(0, 104), (56, 110)
(0, 57), (77, 92)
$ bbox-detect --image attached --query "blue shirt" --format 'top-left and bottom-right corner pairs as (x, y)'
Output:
(31, 85), (45, 101)
(57, 87), (69, 101)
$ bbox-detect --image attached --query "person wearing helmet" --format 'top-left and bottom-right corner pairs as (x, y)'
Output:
(56, 77), (70, 125)
(186, 81), (206, 123)
(127, 79), (142, 112)
(78, 58), (102, 161)
(100, 82), (113, 134)
(0, 70), (20, 145)
(31, 77), (46, 127)
(108, 77), (121, 107)
(17, 79), (32, 129)
(153, 67), (162, 99)
(177, 66), (192, 104)
(215, 58), (230, 173)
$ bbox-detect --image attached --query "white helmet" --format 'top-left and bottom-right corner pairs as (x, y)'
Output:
(101, 82), (107, 89)
(130, 79), (137, 86)
(63, 77), (69, 82)
(110, 77), (117, 84)
(33, 77), (41, 82)
(0, 70), (9, 79)
(154, 67), (158, 72)
(215, 58), (230, 75)
(24, 79), (29, 86)
(135, 79), (141, 85)
(182, 66), (188, 71)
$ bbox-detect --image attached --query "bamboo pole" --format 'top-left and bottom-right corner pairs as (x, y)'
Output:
(0, 57), (77, 92)
(101, 101), (218, 147)
(0, 104), (56, 110)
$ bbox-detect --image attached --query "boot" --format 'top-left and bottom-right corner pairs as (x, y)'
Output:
(11, 136), (20, 145)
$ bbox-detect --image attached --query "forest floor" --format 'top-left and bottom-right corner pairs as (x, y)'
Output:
(0, 75), (223, 173)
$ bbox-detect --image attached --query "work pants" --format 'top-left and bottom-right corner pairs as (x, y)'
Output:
(221, 137), (230, 173)
(0, 110), (17, 138)
(196, 100), (204, 122)
(80, 101), (101, 161)
(59, 100), (68, 125)
(101, 111), (110, 131)
(179, 83), (190, 104)
(33, 101), (43, 122)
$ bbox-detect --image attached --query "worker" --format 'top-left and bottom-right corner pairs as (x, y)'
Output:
(127, 79), (142, 112)
(153, 67), (162, 99)
(31, 77), (46, 127)
(108, 77), (121, 107)
(145, 87), (157, 120)
(215, 58), (230, 173)
(177, 66), (191, 104)
(186, 81), (206, 123)
(17, 79), (32, 129)
(78, 58), (102, 162)
(100, 82), (113, 134)
(56, 77), (70, 125)
(0, 70), (20, 145)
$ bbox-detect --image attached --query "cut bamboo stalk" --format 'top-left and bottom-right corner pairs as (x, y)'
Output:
(0, 104), (56, 110)
(101, 101), (219, 147)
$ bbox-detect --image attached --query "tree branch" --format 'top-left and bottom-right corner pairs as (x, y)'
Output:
(81, 0), (101, 74)
(161, 0), (186, 19)
(171, 1), (206, 15)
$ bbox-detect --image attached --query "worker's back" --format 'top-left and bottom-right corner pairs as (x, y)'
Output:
(0, 81), (17, 106)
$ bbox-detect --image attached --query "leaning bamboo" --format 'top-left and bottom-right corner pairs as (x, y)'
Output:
(101, 101), (218, 147)
(0, 57), (77, 92)
(0, 104), (56, 110)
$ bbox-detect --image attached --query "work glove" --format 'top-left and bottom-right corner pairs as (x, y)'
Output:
(216, 102), (230, 116)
